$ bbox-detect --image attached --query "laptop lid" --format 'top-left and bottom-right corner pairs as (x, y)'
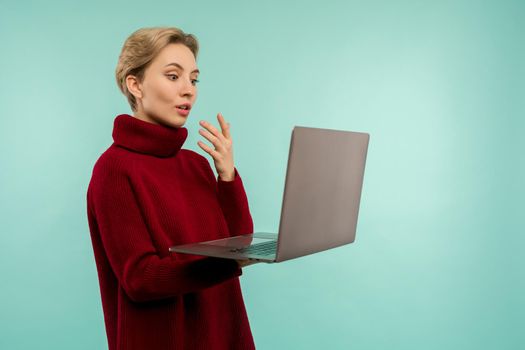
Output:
(275, 126), (369, 262)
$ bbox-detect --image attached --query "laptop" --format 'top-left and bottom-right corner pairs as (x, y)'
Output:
(169, 125), (370, 263)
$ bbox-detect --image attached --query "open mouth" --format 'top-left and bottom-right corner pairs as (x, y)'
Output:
(176, 103), (191, 110)
(175, 105), (190, 116)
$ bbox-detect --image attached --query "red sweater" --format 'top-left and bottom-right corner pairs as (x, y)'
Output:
(86, 114), (256, 350)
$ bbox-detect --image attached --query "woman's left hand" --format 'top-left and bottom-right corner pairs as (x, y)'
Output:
(197, 112), (235, 181)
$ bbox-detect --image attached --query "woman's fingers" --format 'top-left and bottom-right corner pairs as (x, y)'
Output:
(199, 113), (231, 140)
(217, 112), (231, 139)
(236, 259), (260, 268)
(197, 113), (234, 177)
(199, 119), (223, 141)
(198, 113), (233, 154)
(197, 139), (220, 159)
(198, 128), (223, 151)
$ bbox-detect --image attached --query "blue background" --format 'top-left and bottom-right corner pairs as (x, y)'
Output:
(1, 0), (523, 349)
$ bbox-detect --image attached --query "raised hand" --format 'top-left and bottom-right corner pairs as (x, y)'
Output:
(197, 112), (235, 181)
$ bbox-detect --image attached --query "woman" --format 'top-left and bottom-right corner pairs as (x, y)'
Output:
(86, 26), (259, 350)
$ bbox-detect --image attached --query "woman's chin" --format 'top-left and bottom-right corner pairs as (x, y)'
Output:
(162, 115), (186, 128)
(141, 110), (187, 128)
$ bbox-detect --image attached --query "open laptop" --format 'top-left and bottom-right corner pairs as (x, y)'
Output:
(169, 125), (370, 263)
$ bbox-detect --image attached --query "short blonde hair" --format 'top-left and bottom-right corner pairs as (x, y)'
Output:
(115, 27), (199, 112)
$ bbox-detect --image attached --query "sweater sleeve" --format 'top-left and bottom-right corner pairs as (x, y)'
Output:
(215, 167), (254, 236)
(201, 160), (253, 236)
(194, 154), (254, 236)
(87, 161), (243, 303)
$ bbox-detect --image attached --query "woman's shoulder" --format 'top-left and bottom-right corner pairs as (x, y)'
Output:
(180, 148), (204, 160)
(179, 148), (209, 167)
(179, 149), (215, 180)
(90, 145), (135, 180)
(90, 147), (211, 181)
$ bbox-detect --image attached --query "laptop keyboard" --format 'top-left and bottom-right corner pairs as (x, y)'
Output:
(230, 240), (277, 256)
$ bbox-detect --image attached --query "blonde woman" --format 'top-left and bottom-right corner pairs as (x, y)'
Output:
(86, 27), (259, 350)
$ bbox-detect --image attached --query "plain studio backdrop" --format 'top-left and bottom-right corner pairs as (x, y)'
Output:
(0, 0), (523, 349)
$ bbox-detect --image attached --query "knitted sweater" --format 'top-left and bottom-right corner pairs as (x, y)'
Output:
(86, 114), (256, 350)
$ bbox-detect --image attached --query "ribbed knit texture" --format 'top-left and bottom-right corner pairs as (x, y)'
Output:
(86, 114), (256, 350)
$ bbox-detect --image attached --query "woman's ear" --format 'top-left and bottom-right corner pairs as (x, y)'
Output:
(126, 75), (143, 99)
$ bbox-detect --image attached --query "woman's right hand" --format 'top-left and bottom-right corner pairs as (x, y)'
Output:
(236, 259), (261, 269)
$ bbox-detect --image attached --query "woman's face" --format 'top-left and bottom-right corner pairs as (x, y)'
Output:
(127, 43), (199, 128)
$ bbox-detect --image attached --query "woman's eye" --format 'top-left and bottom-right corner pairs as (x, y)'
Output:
(166, 75), (199, 86)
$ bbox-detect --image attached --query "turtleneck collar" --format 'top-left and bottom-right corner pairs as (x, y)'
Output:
(112, 114), (188, 157)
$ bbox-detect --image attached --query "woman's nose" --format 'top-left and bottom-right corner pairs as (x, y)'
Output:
(180, 79), (195, 97)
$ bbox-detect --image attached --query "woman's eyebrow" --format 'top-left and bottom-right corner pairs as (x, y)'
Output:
(164, 62), (199, 74)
